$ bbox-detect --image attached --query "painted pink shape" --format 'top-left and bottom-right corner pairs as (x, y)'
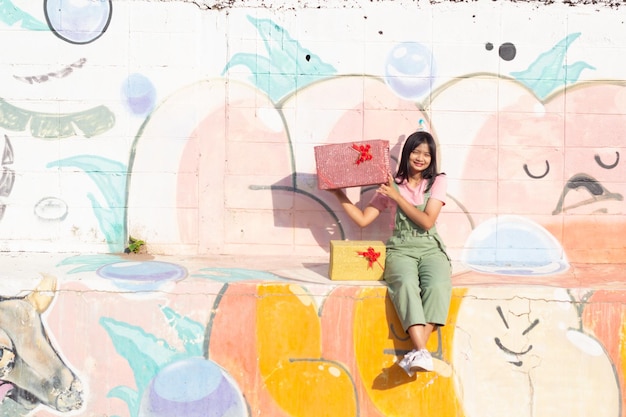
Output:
(0, 381), (13, 402)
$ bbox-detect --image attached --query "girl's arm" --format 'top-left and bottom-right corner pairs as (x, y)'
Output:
(394, 193), (443, 230)
(377, 175), (443, 230)
(329, 189), (381, 228)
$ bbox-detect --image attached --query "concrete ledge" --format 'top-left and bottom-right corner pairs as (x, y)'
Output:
(1, 252), (623, 416)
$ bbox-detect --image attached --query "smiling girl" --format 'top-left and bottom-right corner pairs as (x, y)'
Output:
(330, 130), (452, 375)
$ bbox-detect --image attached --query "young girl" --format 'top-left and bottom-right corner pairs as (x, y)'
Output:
(330, 130), (452, 375)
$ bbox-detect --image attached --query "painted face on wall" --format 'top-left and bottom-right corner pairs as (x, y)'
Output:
(491, 82), (626, 263)
(452, 286), (619, 417)
(0, 125), (110, 253)
(431, 77), (626, 266)
(0, 21), (122, 253)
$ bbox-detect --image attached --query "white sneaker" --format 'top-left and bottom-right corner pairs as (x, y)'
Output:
(409, 349), (434, 373)
(398, 349), (418, 376)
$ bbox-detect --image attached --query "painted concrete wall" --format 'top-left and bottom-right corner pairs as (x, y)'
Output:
(1, 1), (626, 416)
(2, 0), (623, 264)
(5, 257), (624, 417)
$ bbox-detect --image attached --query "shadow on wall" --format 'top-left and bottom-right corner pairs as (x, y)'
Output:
(249, 173), (392, 251)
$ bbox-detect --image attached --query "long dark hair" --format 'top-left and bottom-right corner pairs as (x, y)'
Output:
(395, 130), (442, 192)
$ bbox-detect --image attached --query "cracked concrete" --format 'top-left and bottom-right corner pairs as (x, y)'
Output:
(147, 0), (626, 10)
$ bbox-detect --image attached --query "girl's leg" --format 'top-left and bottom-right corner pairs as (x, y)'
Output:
(407, 323), (437, 350)
(384, 249), (425, 335)
(418, 252), (452, 328)
(403, 323), (438, 373)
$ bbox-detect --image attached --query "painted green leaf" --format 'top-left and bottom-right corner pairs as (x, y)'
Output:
(160, 305), (205, 357)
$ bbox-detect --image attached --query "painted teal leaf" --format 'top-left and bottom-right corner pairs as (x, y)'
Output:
(222, 16), (336, 102)
(510, 33), (595, 100)
(193, 267), (284, 283)
(160, 306), (205, 357)
(0, 0), (48, 30)
(47, 155), (127, 252)
(224, 54), (286, 91)
(226, 53), (272, 75)
(47, 155), (126, 206)
(57, 254), (124, 273)
(564, 61), (595, 85)
(106, 385), (139, 417)
(99, 317), (180, 397)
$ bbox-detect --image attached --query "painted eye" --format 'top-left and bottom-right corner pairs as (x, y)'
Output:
(0, 329), (15, 378)
(0, 345), (15, 377)
(523, 160), (549, 179)
(595, 151), (619, 169)
(34, 197), (68, 221)
(522, 319), (539, 336)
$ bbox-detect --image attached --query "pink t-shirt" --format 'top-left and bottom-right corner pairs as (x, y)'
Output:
(368, 174), (447, 228)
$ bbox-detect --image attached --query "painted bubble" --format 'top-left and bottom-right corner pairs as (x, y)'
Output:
(34, 197), (68, 221)
(97, 261), (187, 290)
(122, 74), (157, 116)
(384, 42), (435, 100)
(461, 215), (569, 275)
(44, 0), (112, 44)
(139, 357), (247, 417)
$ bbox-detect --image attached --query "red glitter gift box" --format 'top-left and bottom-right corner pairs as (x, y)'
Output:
(314, 140), (390, 190)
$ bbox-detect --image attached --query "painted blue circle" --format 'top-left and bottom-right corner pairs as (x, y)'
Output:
(140, 358), (247, 417)
(154, 358), (223, 402)
(122, 74), (157, 116)
(45, 0), (112, 44)
(384, 42), (435, 100)
(97, 261), (187, 290)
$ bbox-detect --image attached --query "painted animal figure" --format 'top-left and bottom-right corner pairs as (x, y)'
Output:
(0, 273), (83, 412)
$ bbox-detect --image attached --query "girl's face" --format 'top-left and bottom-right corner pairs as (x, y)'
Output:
(409, 142), (431, 175)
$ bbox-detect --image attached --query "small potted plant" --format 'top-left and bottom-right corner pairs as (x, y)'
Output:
(125, 236), (146, 255)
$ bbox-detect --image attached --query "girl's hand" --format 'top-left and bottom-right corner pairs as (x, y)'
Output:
(377, 174), (400, 202)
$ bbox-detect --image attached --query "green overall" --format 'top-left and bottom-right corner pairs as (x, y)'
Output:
(383, 190), (452, 332)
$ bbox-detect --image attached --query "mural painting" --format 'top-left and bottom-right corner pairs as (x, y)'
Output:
(0, 274), (82, 414)
(0, 0), (624, 416)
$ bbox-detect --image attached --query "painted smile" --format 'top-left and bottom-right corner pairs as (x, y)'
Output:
(494, 337), (533, 366)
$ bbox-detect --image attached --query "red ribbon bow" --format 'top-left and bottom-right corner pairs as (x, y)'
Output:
(357, 246), (382, 269)
(352, 143), (373, 165)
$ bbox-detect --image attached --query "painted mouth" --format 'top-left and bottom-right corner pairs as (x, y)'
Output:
(0, 381), (13, 403)
(494, 337), (533, 367)
(553, 173), (623, 215)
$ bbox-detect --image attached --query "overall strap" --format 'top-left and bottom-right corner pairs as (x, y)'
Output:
(392, 180), (433, 235)
(390, 179), (448, 258)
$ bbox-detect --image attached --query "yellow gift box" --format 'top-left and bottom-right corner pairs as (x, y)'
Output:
(328, 240), (386, 281)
